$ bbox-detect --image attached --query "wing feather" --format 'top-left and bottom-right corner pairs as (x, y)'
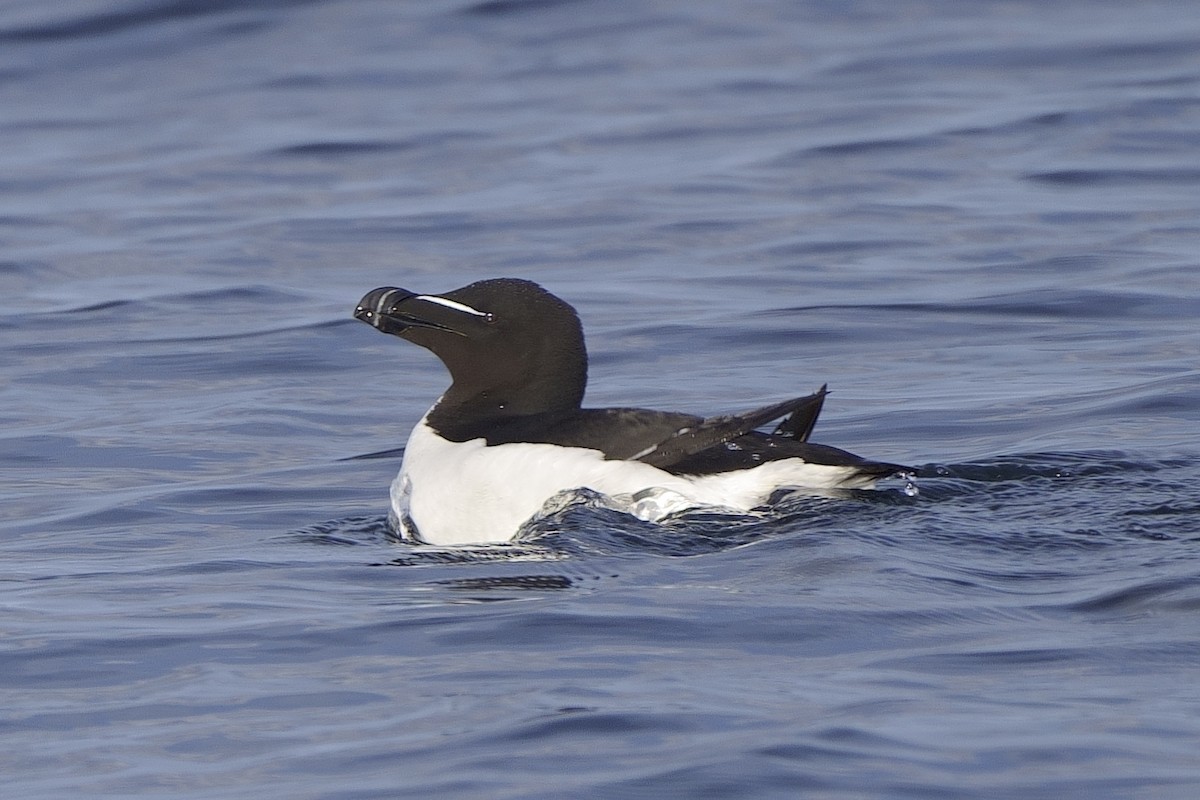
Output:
(635, 387), (828, 469)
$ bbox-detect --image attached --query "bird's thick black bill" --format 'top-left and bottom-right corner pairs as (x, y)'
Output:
(354, 286), (462, 336)
(354, 286), (413, 334)
(354, 286), (492, 338)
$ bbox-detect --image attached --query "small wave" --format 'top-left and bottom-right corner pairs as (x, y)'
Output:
(0, 0), (317, 43)
(270, 140), (412, 158)
(920, 451), (1121, 483)
(463, 0), (593, 17)
(266, 131), (487, 160)
(1026, 168), (1200, 186)
(1065, 575), (1200, 614)
(24, 282), (309, 319)
(289, 515), (394, 547)
(432, 574), (575, 591)
(768, 288), (1200, 322)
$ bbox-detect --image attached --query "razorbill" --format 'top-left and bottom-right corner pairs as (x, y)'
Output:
(354, 279), (908, 545)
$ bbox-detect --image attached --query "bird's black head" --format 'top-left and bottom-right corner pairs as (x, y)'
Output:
(353, 279), (588, 422)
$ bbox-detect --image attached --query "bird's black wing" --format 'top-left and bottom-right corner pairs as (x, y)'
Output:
(421, 386), (908, 480)
(772, 384), (826, 442)
(635, 387), (829, 469)
(422, 386), (834, 469)
(536, 407), (706, 459)
(665, 434), (908, 477)
(433, 405), (704, 459)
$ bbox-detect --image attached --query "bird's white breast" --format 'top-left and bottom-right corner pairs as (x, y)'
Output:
(391, 414), (868, 545)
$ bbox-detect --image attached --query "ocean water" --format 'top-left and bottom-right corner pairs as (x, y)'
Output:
(3, 0), (1200, 797)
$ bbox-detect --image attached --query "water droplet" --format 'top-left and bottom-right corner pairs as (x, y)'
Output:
(901, 472), (919, 497)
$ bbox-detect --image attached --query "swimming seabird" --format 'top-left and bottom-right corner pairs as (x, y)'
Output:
(354, 278), (907, 545)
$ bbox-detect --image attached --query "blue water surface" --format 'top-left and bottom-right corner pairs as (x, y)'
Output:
(3, 1), (1200, 797)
